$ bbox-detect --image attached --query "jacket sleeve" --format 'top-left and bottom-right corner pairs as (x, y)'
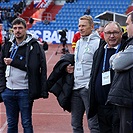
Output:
(110, 45), (133, 71)
(10, 54), (27, 71)
(0, 46), (6, 93)
(39, 45), (48, 98)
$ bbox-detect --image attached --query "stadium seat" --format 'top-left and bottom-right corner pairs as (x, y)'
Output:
(30, 0), (130, 32)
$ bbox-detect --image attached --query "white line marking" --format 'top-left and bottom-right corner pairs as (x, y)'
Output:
(47, 52), (55, 64)
(32, 112), (71, 115)
(0, 121), (7, 133)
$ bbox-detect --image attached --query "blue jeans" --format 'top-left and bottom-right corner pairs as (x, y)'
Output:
(1, 88), (33, 133)
(71, 88), (100, 133)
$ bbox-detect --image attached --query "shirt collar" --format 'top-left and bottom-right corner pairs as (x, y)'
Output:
(104, 44), (120, 49)
(81, 36), (89, 41)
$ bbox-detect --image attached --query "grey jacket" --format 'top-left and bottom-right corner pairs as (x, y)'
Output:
(74, 31), (101, 90)
(107, 37), (133, 108)
(110, 40), (133, 71)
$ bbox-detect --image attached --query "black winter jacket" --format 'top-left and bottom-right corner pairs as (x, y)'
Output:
(0, 37), (48, 102)
(46, 53), (74, 112)
(88, 39), (127, 118)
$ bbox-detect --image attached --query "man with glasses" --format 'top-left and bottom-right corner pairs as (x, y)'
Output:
(88, 21), (124, 133)
(107, 12), (133, 133)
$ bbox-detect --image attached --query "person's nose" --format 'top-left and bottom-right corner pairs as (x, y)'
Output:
(110, 33), (115, 37)
(79, 26), (83, 31)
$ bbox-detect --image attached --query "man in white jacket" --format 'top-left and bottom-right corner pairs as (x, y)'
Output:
(66, 15), (100, 133)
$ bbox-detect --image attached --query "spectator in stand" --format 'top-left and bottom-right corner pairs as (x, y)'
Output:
(10, 8), (14, 18)
(97, 26), (104, 40)
(43, 19), (50, 25)
(18, 1), (24, 13)
(84, 6), (91, 15)
(1, 10), (7, 21)
(12, 3), (18, 13)
(72, 31), (80, 52)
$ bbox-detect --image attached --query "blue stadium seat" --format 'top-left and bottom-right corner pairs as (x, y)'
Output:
(30, 0), (130, 32)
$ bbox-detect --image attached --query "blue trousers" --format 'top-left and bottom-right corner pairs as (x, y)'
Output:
(1, 88), (33, 133)
(71, 87), (100, 133)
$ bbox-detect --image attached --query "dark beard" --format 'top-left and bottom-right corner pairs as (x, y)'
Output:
(16, 35), (25, 40)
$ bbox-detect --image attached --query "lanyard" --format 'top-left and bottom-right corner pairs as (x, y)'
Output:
(102, 44), (120, 72)
(76, 44), (80, 62)
(10, 43), (19, 60)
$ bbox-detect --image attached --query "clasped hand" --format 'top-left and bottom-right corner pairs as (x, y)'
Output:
(4, 58), (12, 65)
(66, 64), (74, 73)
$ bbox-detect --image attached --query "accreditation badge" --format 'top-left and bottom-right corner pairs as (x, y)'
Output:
(5, 65), (11, 77)
(102, 71), (111, 86)
(75, 63), (83, 76)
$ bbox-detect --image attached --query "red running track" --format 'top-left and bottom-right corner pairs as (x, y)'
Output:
(0, 44), (90, 133)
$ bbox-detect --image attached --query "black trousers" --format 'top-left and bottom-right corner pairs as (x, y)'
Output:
(117, 106), (133, 133)
(97, 105), (119, 133)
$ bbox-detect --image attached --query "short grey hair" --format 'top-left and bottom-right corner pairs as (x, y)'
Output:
(104, 21), (123, 32)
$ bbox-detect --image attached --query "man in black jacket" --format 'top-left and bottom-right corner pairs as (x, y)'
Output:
(0, 17), (48, 133)
(88, 21), (124, 133)
(107, 11), (133, 133)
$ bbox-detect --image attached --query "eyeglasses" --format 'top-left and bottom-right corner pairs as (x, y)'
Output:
(104, 31), (120, 36)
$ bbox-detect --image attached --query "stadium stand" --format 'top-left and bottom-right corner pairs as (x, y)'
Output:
(0, 0), (26, 31)
(0, 0), (132, 32)
(29, 0), (131, 32)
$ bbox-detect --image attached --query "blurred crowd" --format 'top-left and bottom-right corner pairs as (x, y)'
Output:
(0, 1), (26, 31)
(0, 0), (26, 49)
